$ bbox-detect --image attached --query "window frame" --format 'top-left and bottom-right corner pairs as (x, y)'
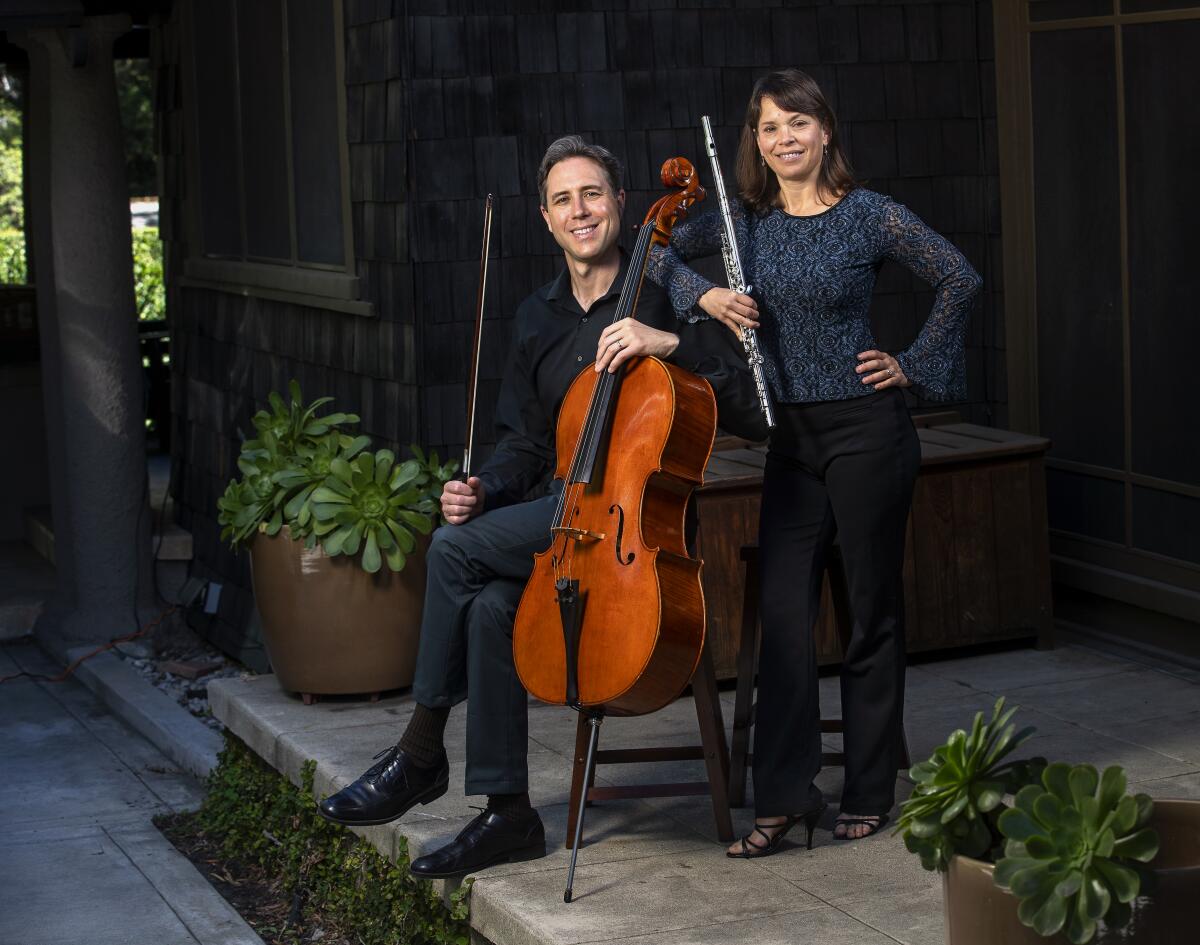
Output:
(178, 0), (369, 316)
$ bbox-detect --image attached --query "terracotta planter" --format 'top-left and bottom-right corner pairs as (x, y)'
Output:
(249, 528), (427, 698)
(944, 799), (1200, 945)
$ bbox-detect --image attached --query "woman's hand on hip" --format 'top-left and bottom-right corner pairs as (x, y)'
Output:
(698, 288), (759, 336)
(595, 317), (680, 374)
(856, 350), (911, 391)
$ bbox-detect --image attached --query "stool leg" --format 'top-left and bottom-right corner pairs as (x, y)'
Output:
(565, 711), (591, 848)
(565, 712), (603, 904)
(729, 554), (760, 808)
(692, 641), (733, 842)
(898, 725), (912, 772)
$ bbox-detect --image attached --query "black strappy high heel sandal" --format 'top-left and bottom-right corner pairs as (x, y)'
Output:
(832, 813), (890, 841)
(726, 803), (827, 859)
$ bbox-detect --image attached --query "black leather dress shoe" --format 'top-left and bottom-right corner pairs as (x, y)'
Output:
(317, 745), (449, 827)
(409, 807), (546, 879)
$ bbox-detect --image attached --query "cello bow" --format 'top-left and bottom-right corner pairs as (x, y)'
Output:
(463, 193), (494, 479)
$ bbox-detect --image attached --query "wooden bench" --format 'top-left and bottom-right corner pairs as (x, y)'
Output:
(693, 416), (1054, 680)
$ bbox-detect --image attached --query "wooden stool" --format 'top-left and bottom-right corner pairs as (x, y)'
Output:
(729, 543), (911, 808)
(564, 638), (734, 845)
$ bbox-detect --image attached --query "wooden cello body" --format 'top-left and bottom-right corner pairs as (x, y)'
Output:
(512, 158), (717, 718)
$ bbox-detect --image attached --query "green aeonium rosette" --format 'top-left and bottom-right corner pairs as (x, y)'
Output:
(309, 448), (455, 573)
(994, 763), (1158, 944)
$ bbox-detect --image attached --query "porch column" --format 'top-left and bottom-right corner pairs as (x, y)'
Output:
(18, 15), (154, 649)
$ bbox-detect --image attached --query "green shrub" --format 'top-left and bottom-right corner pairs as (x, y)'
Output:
(198, 733), (470, 945)
(0, 228), (25, 284)
(0, 225), (164, 310)
(133, 226), (165, 321)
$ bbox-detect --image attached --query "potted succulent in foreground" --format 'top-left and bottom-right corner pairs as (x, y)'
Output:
(217, 382), (456, 701)
(898, 699), (1199, 945)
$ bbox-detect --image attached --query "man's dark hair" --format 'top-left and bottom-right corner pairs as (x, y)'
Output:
(537, 136), (623, 207)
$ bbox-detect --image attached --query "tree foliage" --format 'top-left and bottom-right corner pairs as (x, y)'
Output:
(115, 59), (157, 198)
(0, 66), (24, 276)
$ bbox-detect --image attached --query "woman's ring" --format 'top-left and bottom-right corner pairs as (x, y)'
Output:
(885, 367), (895, 377)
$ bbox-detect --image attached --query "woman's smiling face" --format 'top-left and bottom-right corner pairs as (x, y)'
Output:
(755, 95), (829, 185)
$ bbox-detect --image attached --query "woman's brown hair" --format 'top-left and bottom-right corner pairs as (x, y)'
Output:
(735, 69), (858, 215)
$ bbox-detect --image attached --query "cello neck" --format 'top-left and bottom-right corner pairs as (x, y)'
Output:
(554, 156), (705, 512)
(564, 222), (656, 489)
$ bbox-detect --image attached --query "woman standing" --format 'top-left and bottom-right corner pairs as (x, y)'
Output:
(649, 69), (982, 855)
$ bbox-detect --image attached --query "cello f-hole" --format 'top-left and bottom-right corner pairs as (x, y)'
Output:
(609, 503), (635, 566)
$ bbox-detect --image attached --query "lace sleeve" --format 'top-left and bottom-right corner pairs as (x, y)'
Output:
(645, 206), (724, 323)
(882, 200), (982, 402)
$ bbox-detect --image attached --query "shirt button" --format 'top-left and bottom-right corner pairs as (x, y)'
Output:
(576, 355), (583, 362)
(582, 317), (588, 323)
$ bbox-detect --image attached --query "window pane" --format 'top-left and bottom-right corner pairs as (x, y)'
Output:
(1133, 486), (1200, 566)
(1031, 28), (1124, 470)
(1046, 468), (1125, 545)
(192, 0), (243, 257)
(288, 0), (346, 266)
(1125, 20), (1200, 488)
(237, 0), (291, 261)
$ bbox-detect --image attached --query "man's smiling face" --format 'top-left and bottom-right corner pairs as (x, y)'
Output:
(540, 156), (624, 266)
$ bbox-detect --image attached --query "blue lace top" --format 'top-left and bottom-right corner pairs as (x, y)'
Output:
(646, 188), (982, 403)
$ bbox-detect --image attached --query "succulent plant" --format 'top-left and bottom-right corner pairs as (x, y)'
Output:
(994, 763), (1158, 944)
(218, 381), (362, 547)
(309, 448), (454, 573)
(898, 698), (1045, 871)
(218, 382), (455, 573)
(214, 450), (286, 546)
(247, 379), (359, 460)
(271, 431), (371, 543)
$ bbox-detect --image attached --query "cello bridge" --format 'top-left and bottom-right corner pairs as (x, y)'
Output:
(552, 526), (606, 543)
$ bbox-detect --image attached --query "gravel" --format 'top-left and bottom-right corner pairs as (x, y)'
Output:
(124, 648), (252, 732)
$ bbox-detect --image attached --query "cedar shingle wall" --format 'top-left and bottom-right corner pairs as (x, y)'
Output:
(161, 0), (1005, 665)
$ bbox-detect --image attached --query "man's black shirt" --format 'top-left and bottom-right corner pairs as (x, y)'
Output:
(477, 252), (766, 512)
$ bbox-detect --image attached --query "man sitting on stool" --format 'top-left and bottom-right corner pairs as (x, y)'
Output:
(317, 135), (763, 878)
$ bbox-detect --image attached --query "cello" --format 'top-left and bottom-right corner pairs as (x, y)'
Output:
(511, 157), (715, 900)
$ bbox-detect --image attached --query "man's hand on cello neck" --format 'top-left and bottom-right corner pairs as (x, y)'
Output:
(594, 317), (680, 374)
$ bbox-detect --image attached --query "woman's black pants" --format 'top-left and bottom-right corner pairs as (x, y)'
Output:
(752, 389), (920, 817)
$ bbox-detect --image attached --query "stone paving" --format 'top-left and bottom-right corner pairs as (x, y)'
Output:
(0, 640), (261, 945)
(210, 642), (1200, 945)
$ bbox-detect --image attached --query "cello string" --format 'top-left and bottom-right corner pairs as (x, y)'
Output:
(566, 222), (653, 482)
(551, 231), (654, 590)
(551, 221), (655, 528)
(555, 231), (653, 586)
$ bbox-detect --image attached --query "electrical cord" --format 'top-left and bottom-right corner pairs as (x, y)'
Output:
(0, 604), (178, 685)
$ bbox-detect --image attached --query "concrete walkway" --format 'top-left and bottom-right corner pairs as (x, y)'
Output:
(210, 643), (1200, 945)
(0, 640), (262, 945)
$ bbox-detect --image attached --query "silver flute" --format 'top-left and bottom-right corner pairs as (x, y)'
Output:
(701, 115), (775, 430)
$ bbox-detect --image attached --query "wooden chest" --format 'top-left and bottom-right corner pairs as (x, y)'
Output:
(693, 418), (1054, 679)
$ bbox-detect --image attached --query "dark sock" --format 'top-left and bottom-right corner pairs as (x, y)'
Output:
(486, 792), (532, 817)
(398, 704), (449, 767)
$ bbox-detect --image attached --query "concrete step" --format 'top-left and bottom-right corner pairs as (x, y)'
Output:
(208, 676), (938, 945)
